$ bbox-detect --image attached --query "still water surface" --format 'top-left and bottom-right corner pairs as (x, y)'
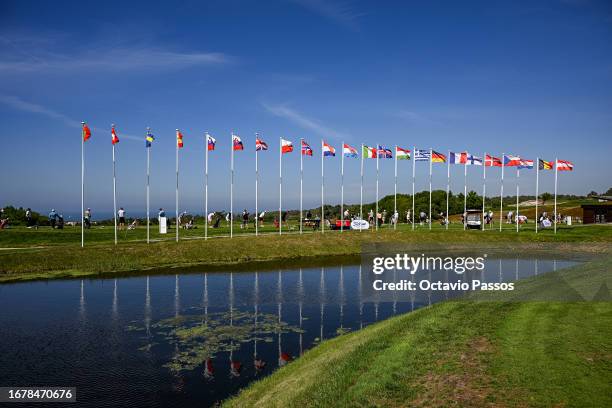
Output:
(0, 258), (574, 407)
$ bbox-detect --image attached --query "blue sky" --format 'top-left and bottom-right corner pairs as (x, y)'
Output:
(1, 0), (611, 217)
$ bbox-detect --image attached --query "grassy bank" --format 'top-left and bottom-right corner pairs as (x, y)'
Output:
(225, 256), (612, 407)
(0, 224), (610, 283)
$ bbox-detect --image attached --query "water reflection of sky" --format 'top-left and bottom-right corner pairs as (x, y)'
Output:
(0, 258), (575, 408)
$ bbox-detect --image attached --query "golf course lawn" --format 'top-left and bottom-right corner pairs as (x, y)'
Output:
(224, 256), (612, 407)
(0, 223), (610, 283)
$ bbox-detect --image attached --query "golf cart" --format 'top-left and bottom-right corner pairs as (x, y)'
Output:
(465, 209), (482, 229)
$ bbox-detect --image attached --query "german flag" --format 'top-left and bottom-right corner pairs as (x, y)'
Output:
(82, 122), (91, 142)
(431, 150), (446, 163)
(538, 159), (553, 170)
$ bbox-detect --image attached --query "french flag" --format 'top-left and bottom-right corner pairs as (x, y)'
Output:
(322, 141), (335, 156)
(449, 151), (468, 164)
(503, 154), (522, 167)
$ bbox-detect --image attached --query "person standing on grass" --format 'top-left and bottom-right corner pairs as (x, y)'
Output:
(84, 208), (92, 229)
(242, 209), (249, 229)
(118, 207), (126, 230)
(48, 209), (57, 229)
(259, 211), (265, 227)
(207, 211), (215, 225)
(25, 208), (32, 227)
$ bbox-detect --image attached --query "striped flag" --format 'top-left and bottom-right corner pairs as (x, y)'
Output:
(111, 126), (119, 145)
(301, 140), (313, 156)
(207, 134), (216, 150)
(485, 154), (502, 167)
(414, 149), (430, 161)
(431, 150), (447, 163)
(449, 151), (468, 164)
(396, 146), (411, 160)
(362, 145), (377, 158)
(556, 160), (574, 171)
(343, 143), (358, 158)
(232, 134), (244, 151)
(281, 138), (293, 153)
(256, 137), (268, 151)
(538, 159), (553, 170)
(82, 123), (91, 142)
(518, 159), (534, 169)
(176, 129), (184, 149)
(322, 141), (335, 156)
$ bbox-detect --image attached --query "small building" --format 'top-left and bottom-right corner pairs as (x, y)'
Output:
(581, 203), (612, 224)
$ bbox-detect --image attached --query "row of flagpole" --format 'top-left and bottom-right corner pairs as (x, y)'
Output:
(79, 123), (574, 247)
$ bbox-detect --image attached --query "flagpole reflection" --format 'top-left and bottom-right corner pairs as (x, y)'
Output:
(358, 265), (363, 329)
(320, 267), (325, 341)
(145, 276), (151, 337)
(112, 278), (118, 319)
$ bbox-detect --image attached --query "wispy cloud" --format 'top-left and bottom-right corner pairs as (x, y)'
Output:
(0, 43), (230, 74)
(262, 102), (349, 140)
(290, 0), (364, 30)
(0, 94), (141, 141)
(392, 109), (449, 127)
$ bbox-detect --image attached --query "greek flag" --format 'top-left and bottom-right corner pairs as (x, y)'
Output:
(414, 149), (431, 161)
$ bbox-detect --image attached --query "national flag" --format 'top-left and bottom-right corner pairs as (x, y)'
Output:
(176, 129), (184, 149)
(538, 159), (553, 170)
(111, 126), (119, 145)
(518, 159), (534, 170)
(449, 151), (468, 164)
(82, 122), (91, 142)
(466, 154), (483, 166)
(431, 150), (447, 163)
(232, 134), (244, 151)
(414, 149), (430, 161)
(485, 155), (502, 167)
(255, 137), (268, 151)
(301, 140), (313, 156)
(322, 141), (335, 157)
(503, 154), (521, 167)
(145, 130), (155, 147)
(377, 145), (393, 159)
(207, 134), (216, 151)
(396, 146), (411, 160)
(362, 145), (377, 158)
(343, 143), (358, 158)
(556, 160), (574, 171)
(281, 138), (293, 153)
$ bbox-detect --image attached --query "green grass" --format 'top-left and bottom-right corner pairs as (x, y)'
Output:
(224, 256), (612, 407)
(1, 224), (610, 283)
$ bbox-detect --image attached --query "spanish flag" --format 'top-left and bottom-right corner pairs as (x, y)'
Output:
(82, 122), (91, 142)
(538, 159), (553, 170)
(111, 126), (119, 145)
(176, 129), (184, 149)
(431, 150), (446, 163)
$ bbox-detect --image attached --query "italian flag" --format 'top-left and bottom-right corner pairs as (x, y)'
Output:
(396, 146), (411, 160)
(362, 145), (377, 158)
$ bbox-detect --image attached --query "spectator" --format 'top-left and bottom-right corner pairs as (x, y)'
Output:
(118, 207), (126, 230)
(84, 208), (92, 229)
(49, 209), (58, 229)
(241, 209), (249, 229)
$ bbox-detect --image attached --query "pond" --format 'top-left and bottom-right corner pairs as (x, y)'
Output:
(0, 258), (575, 407)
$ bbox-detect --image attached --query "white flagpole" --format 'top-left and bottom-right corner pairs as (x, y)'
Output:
(112, 125), (117, 245)
(146, 128), (150, 244)
(255, 135), (259, 236)
(230, 133), (234, 238)
(463, 158), (467, 231)
(376, 144), (379, 231)
(321, 140), (324, 234)
(516, 167), (520, 233)
(482, 152), (486, 232)
(175, 129), (179, 243)
(394, 145), (397, 230)
(300, 139), (303, 234)
(205, 133), (209, 240)
(279, 137), (282, 235)
(341, 141), (345, 233)
(81, 122), (85, 248)
(446, 150), (450, 230)
(554, 157), (558, 234)
(535, 157), (539, 234)
(360, 144), (364, 226)
(429, 148), (432, 230)
(499, 153), (504, 231)
(412, 146), (416, 230)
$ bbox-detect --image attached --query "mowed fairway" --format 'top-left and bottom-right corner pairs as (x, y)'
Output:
(224, 256), (612, 408)
(0, 221), (610, 283)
